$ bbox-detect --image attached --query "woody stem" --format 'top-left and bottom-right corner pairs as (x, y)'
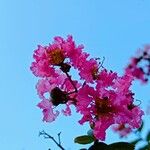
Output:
(65, 72), (78, 93)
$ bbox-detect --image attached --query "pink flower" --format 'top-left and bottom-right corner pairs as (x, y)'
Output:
(129, 106), (144, 128)
(37, 99), (59, 122)
(31, 35), (101, 83)
(61, 35), (87, 69)
(96, 69), (117, 88)
(36, 72), (81, 120)
(30, 35), (144, 141)
(30, 35), (85, 77)
(113, 73), (133, 92)
(79, 58), (99, 83)
(94, 117), (114, 141)
(125, 45), (150, 83)
(112, 124), (132, 137)
(30, 60), (56, 77)
(36, 73), (66, 99)
(62, 103), (72, 116)
(76, 72), (144, 140)
(33, 45), (47, 61)
(36, 79), (51, 99)
(125, 66), (145, 83)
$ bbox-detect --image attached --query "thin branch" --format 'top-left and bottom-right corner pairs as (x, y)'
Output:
(65, 72), (78, 93)
(39, 130), (65, 150)
(82, 81), (86, 88)
(99, 56), (105, 69)
(58, 132), (61, 145)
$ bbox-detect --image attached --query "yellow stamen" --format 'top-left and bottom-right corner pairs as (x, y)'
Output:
(48, 49), (65, 65)
(92, 67), (98, 80)
(95, 98), (112, 116)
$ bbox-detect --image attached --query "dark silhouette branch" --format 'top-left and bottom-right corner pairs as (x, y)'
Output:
(39, 130), (65, 150)
(58, 132), (61, 145)
(65, 72), (78, 93)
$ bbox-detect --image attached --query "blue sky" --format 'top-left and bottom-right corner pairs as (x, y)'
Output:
(0, 0), (150, 149)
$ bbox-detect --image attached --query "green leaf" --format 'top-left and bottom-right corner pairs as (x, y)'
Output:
(88, 142), (108, 150)
(74, 135), (94, 145)
(139, 145), (149, 150)
(108, 142), (135, 150)
(146, 131), (150, 142)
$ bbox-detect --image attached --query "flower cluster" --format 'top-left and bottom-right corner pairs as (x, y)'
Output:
(76, 70), (143, 140)
(30, 35), (144, 141)
(125, 45), (150, 83)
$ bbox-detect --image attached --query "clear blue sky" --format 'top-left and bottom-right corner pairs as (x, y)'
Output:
(0, 0), (150, 149)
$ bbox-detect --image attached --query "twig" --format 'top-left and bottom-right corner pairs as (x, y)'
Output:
(65, 72), (78, 93)
(99, 56), (105, 69)
(39, 130), (65, 150)
(82, 81), (86, 88)
(58, 132), (61, 145)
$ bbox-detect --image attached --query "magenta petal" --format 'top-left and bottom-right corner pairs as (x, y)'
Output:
(37, 99), (59, 122)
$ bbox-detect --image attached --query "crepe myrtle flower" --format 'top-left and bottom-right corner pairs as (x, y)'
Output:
(76, 71), (144, 140)
(37, 98), (72, 122)
(112, 124), (132, 137)
(36, 73), (81, 122)
(30, 35), (100, 83)
(37, 98), (59, 122)
(30, 36), (144, 141)
(37, 90), (72, 122)
(125, 45), (150, 83)
(30, 37), (70, 77)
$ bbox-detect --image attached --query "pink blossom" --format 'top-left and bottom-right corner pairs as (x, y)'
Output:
(96, 69), (117, 88)
(37, 99), (59, 122)
(61, 35), (87, 69)
(30, 35), (101, 83)
(36, 73), (66, 99)
(112, 124), (132, 137)
(36, 79), (51, 99)
(125, 45), (150, 83)
(62, 103), (72, 116)
(125, 66), (145, 83)
(76, 72), (144, 140)
(94, 118), (114, 141)
(33, 45), (47, 62)
(79, 58), (99, 83)
(36, 72), (81, 120)
(30, 35), (80, 76)
(113, 73), (133, 93)
(30, 36), (144, 141)
(129, 106), (144, 128)
(30, 60), (56, 77)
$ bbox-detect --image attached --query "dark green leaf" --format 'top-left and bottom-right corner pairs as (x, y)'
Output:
(88, 141), (108, 150)
(74, 135), (94, 145)
(108, 142), (135, 150)
(138, 145), (149, 150)
(146, 131), (150, 142)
